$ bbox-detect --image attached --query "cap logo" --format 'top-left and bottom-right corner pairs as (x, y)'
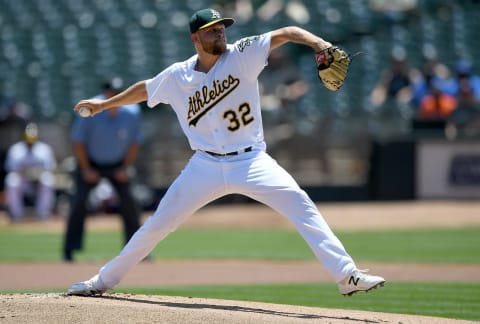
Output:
(210, 9), (221, 19)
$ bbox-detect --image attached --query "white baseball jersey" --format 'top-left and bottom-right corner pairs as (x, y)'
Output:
(146, 33), (271, 153)
(5, 141), (57, 173)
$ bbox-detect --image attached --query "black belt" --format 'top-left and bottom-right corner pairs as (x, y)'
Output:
(205, 146), (252, 157)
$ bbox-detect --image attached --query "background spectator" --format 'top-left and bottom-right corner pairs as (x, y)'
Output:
(370, 47), (414, 115)
(410, 50), (451, 110)
(4, 123), (57, 222)
(445, 60), (480, 138)
(418, 79), (457, 120)
(444, 59), (480, 104)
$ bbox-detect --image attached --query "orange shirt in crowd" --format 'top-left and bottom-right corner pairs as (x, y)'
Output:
(419, 93), (457, 119)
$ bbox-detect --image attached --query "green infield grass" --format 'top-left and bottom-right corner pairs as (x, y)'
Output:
(0, 227), (478, 263)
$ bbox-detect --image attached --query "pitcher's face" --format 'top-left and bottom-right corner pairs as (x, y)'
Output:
(197, 23), (227, 55)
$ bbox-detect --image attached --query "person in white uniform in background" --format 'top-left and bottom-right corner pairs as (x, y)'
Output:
(4, 123), (57, 222)
(67, 8), (385, 297)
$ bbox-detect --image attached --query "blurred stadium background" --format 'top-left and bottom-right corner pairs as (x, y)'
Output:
(1, 0), (480, 210)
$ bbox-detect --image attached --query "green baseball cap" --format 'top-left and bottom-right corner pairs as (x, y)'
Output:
(189, 8), (234, 34)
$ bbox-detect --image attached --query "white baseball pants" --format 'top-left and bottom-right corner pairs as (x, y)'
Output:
(98, 149), (356, 289)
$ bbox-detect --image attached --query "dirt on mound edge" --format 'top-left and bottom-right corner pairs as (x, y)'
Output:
(0, 293), (474, 324)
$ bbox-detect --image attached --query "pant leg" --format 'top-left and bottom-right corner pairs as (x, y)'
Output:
(98, 153), (227, 289)
(35, 171), (56, 219)
(64, 169), (95, 252)
(227, 151), (356, 282)
(108, 177), (141, 245)
(5, 172), (25, 221)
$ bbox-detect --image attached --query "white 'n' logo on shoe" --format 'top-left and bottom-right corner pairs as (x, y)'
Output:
(348, 275), (360, 286)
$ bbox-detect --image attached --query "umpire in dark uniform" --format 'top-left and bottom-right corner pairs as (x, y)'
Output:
(63, 78), (143, 262)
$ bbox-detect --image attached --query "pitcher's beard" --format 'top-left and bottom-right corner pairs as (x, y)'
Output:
(211, 45), (226, 55)
(202, 40), (227, 55)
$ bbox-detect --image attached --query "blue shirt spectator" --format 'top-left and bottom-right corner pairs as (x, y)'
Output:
(443, 59), (480, 103)
(410, 56), (451, 110)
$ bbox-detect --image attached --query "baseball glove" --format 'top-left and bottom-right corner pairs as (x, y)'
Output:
(315, 46), (351, 91)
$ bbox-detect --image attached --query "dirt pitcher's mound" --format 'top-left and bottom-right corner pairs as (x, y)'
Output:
(0, 293), (474, 324)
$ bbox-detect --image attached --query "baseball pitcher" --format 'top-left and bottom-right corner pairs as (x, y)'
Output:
(68, 8), (384, 297)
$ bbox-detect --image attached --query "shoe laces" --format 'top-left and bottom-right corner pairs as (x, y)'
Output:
(354, 269), (371, 277)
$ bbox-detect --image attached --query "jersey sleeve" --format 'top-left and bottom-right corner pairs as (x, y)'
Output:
(233, 32), (271, 81)
(145, 66), (174, 108)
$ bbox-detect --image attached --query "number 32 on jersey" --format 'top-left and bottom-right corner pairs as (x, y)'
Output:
(223, 102), (254, 132)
